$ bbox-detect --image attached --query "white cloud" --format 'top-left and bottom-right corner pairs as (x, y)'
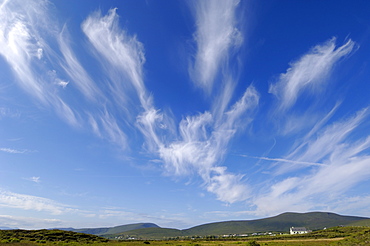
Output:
(58, 25), (100, 100)
(269, 38), (356, 111)
(278, 107), (369, 174)
(0, 4), (46, 102)
(87, 111), (127, 150)
(242, 155), (325, 167)
(25, 177), (41, 183)
(131, 0), (257, 204)
(98, 110), (127, 149)
(138, 86), (259, 203)
(0, 107), (20, 118)
(189, 0), (242, 93)
(0, 189), (75, 215)
(0, 215), (63, 230)
(137, 108), (165, 153)
(56, 79), (69, 88)
(207, 167), (249, 203)
(37, 48), (43, 59)
(0, 148), (28, 154)
(253, 107), (370, 216)
(82, 8), (149, 109)
(0, 0), (79, 126)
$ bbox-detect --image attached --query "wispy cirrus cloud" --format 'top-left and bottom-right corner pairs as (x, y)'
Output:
(0, 0), (79, 126)
(0, 148), (29, 154)
(278, 107), (369, 175)
(189, 0), (242, 93)
(0, 0), (130, 150)
(57, 25), (100, 101)
(2, 0), (256, 205)
(135, 1), (256, 203)
(138, 86), (259, 203)
(0, 0), (47, 102)
(82, 8), (149, 110)
(0, 107), (20, 118)
(242, 155), (326, 167)
(253, 107), (370, 216)
(24, 177), (41, 183)
(0, 189), (75, 215)
(269, 38), (356, 111)
(88, 110), (127, 150)
(81, 5), (256, 203)
(0, 215), (63, 230)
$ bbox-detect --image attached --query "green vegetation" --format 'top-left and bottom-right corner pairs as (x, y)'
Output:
(336, 227), (370, 245)
(104, 227), (183, 240)
(72, 223), (159, 236)
(103, 212), (368, 239)
(347, 218), (370, 227)
(0, 229), (109, 244)
(0, 226), (369, 245)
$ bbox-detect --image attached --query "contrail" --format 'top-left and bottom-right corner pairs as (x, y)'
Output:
(240, 155), (327, 166)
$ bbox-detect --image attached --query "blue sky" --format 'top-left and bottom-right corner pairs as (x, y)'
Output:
(1, 0), (370, 229)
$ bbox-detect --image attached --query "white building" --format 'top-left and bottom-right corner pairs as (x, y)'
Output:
(290, 227), (311, 234)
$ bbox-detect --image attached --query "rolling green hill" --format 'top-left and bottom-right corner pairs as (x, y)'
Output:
(106, 212), (368, 239)
(72, 223), (159, 236)
(347, 218), (370, 227)
(104, 227), (184, 240)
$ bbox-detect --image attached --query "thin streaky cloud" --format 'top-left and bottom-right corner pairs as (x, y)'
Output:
(269, 38), (356, 111)
(0, 3), (46, 103)
(0, 148), (29, 154)
(286, 107), (369, 167)
(135, 1), (257, 204)
(86, 110), (128, 150)
(143, 86), (259, 203)
(24, 177), (41, 183)
(241, 155), (326, 167)
(0, 107), (20, 118)
(292, 101), (341, 146)
(0, 215), (63, 230)
(253, 108), (370, 216)
(0, 0), (79, 126)
(0, 189), (75, 215)
(82, 8), (149, 110)
(189, 0), (242, 93)
(58, 24), (100, 101)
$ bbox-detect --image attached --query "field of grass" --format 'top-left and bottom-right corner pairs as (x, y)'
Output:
(0, 226), (369, 246)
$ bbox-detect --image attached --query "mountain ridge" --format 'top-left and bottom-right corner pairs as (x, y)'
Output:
(56, 212), (369, 239)
(68, 223), (159, 236)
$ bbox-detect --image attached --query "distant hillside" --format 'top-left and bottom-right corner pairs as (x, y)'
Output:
(72, 223), (159, 236)
(107, 212), (368, 239)
(0, 227), (17, 230)
(347, 218), (370, 227)
(183, 212), (368, 236)
(104, 227), (183, 240)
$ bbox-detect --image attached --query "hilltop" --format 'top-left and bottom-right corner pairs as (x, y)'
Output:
(69, 223), (159, 236)
(61, 212), (368, 240)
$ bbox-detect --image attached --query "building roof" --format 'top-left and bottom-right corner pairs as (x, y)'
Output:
(290, 227), (307, 231)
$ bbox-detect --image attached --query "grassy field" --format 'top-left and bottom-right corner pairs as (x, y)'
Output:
(0, 239), (347, 246)
(0, 226), (369, 246)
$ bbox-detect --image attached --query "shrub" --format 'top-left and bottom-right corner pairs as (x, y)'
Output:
(247, 240), (260, 246)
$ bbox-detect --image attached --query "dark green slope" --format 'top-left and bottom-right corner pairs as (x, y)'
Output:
(347, 218), (370, 227)
(184, 212), (368, 235)
(72, 223), (159, 236)
(115, 212), (368, 239)
(0, 229), (109, 243)
(105, 227), (183, 239)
